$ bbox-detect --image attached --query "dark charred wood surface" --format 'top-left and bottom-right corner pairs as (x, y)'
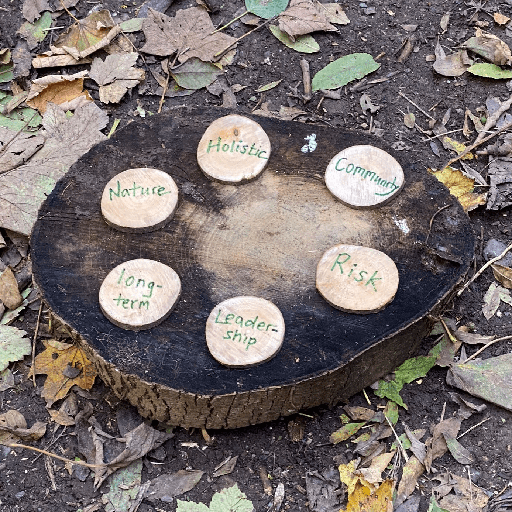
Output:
(31, 107), (475, 428)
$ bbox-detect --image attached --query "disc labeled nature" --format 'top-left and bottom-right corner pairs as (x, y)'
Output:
(206, 296), (285, 367)
(99, 259), (181, 331)
(316, 245), (399, 314)
(101, 168), (179, 232)
(197, 114), (271, 183)
(31, 108), (475, 429)
(325, 145), (404, 208)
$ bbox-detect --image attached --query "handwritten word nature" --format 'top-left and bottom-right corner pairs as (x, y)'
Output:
(214, 309), (279, 351)
(335, 158), (400, 196)
(109, 181), (173, 201)
(206, 137), (269, 159)
(112, 268), (163, 310)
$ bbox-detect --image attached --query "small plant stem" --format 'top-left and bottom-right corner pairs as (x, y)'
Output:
(464, 334), (512, 363)
(213, 10), (247, 33)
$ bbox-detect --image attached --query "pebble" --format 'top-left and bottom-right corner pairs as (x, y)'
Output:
(483, 239), (512, 267)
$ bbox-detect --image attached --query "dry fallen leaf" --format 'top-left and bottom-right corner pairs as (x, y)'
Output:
(430, 167), (487, 212)
(433, 42), (471, 76)
(0, 127), (45, 173)
(145, 469), (204, 502)
(278, 0), (337, 39)
(0, 267), (23, 309)
(26, 71), (92, 113)
(30, 339), (97, 406)
(89, 53), (145, 103)
(0, 326), (32, 372)
(494, 12), (511, 25)
(492, 263), (512, 288)
(141, 7), (236, 63)
(357, 452), (396, 485)
(343, 479), (394, 512)
(320, 3), (350, 25)
(404, 112), (415, 129)
(54, 10), (121, 59)
(32, 46), (93, 68)
(440, 12), (450, 33)
(22, 0), (51, 23)
(0, 409), (47, 445)
(482, 282), (512, 319)
(424, 417), (461, 472)
(463, 31), (512, 66)
(395, 456), (425, 507)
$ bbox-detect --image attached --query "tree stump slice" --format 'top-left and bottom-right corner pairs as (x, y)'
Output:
(31, 107), (475, 429)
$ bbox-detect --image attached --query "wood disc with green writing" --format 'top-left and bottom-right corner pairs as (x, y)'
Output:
(316, 245), (399, 313)
(31, 107), (475, 429)
(101, 168), (179, 232)
(197, 114), (271, 183)
(325, 145), (404, 208)
(206, 296), (285, 367)
(99, 259), (181, 330)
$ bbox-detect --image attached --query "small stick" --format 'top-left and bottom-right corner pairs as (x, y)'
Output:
(445, 119), (512, 168)
(425, 204), (451, 245)
(398, 91), (435, 121)
(31, 301), (43, 387)
(463, 334), (512, 363)
(362, 388), (371, 405)
(476, 92), (512, 145)
(212, 10), (247, 33)
(457, 417), (491, 439)
(385, 415), (408, 462)
(440, 402), (446, 422)
(300, 59), (312, 102)
(457, 240), (512, 296)
(5, 443), (105, 468)
(421, 128), (464, 142)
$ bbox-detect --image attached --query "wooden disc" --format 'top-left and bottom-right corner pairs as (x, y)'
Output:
(101, 168), (179, 232)
(206, 296), (285, 367)
(197, 114), (271, 183)
(325, 145), (404, 208)
(316, 245), (399, 313)
(99, 259), (181, 331)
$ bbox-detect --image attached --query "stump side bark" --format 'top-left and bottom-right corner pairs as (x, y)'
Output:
(32, 107), (475, 429)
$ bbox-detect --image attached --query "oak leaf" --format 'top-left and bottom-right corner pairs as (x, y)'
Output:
(278, 0), (337, 39)
(140, 7), (236, 63)
(54, 10), (121, 59)
(31, 339), (97, 406)
(89, 53), (145, 103)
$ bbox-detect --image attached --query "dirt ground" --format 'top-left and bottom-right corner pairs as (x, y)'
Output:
(1, 0), (512, 511)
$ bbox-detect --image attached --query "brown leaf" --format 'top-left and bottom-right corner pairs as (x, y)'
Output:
(433, 42), (471, 76)
(404, 112), (415, 129)
(395, 456), (425, 507)
(0, 128), (45, 173)
(494, 12), (511, 25)
(54, 10), (121, 59)
(454, 329), (494, 345)
(0, 267), (23, 310)
(22, 0), (51, 23)
(32, 46), (93, 68)
(278, 0), (337, 39)
(492, 263), (512, 288)
(424, 417), (461, 472)
(212, 455), (239, 477)
(440, 12), (450, 33)
(462, 32), (512, 66)
(89, 53), (145, 103)
(344, 406), (376, 421)
(0, 409), (47, 444)
(320, 3), (350, 25)
(404, 424), (426, 464)
(27, 71), (92, 113)
(145, 470), (204, 502)
(31, 339), (97, 406)
(357, 451), (396, 484)
(140, 7), (236, 63)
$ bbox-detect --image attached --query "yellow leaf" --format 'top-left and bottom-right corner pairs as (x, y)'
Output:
(494, 12), (511, 25)
(344, 479), (395, 512)
(430, 167), (487, 212)
(30, 339), (97, 406)
(357, 451), (396, 484)
(442, 136), (474, 159)
(339, 460), (373, 496)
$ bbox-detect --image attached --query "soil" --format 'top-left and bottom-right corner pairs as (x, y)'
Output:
(1, 0), (512, 511)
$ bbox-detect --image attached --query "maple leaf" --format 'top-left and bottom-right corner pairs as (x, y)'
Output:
(89, 53), (145, 104)
(140, 7), (236, 63)
(278, 0), (337, 39)
(30, 339), (97, 406)
(54, 10), (121, 59)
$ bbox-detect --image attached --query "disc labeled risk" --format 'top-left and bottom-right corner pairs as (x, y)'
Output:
(316, 245), (399, 313)
(206, 296), (285, 367)
(101, 168), (179, 232)
(99, 259), (181, 330)
(197, 114), (271, 183)
(325, 145), (404, 208)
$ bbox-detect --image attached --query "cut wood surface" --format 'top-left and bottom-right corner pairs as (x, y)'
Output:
(197, 114), (271, 183)
(325, 145), (404, 208)
(101, 167), (179, 232)
(316, 245), (399, 313)
(98, 258), (181, 331)
(31, 107), (474, 429)
(206, 296), (285, 367)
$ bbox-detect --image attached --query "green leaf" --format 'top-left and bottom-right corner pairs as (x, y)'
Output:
(0, 63), (14, 84)
(0, 326), (31, 372)
(102, 460), (142, 512)
(255, 79), (282, 92)
(177, 484), (253, 512)
(18, 11), (52, 46)
(120, 18), (144, 32)
(384, 401), (399, 425)
(427, 496), (450, 512)
(170, 58), (221, 90)
(0, 94), (42, 131)
(312, 53), (380, 91)
(329, 422), (365, 444)
(245, 0), (289, 19)
(375, 380), (406, 408)
(269, 25), (319, 53)
(444, 435), (475, 465)
(467, 63), (512, 79)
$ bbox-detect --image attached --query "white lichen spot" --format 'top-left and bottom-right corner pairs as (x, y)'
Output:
(301, 134), (317, 153)
(393, 217), (410, 234)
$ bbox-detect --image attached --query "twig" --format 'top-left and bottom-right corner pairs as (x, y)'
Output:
(463, 334), (512, 363)
(421, 128), (464, 142)
(457, 240), (512, 296)
(158, 72), (170, 114)
(5, 443), (105, 468)
(425, 204), (451, 245)
(212, 10), (247, 33)
(457, 417), (491, 439)
(59, 0), (79, 22)
(398, 91), (435, 121)
(476, 92), (512, 145)
(440, 402), (446, 422)
(31, 301), (43, 387)
(300, 59), (312, 103)
(385, 416), (409, 462)
(445, 119), (512, 168)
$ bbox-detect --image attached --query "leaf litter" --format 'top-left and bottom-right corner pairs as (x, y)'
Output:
(0, 325), (31, 371)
